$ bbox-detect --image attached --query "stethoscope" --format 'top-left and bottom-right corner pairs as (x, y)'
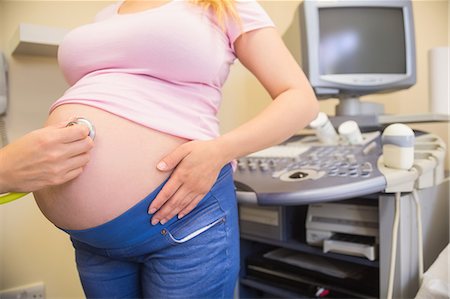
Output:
(0, 117), (95, 205)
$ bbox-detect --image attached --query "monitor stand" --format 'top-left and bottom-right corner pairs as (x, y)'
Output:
(330, 96), (384, 131)
(335, 96), (384, 116)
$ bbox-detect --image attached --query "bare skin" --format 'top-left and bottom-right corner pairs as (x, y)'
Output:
(33, 104), (187, 230)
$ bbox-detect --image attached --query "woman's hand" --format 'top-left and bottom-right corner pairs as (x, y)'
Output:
(148, 139), (228, 225)
(148, 27), (319, 225)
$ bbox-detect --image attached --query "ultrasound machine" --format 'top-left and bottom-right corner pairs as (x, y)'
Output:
(235, 1), (449, 298)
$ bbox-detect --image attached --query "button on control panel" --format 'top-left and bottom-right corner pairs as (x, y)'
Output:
(233, 132), (387, 205)
(237, 144), (376, 182)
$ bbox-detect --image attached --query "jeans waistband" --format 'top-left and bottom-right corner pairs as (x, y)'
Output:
(64, 163), (233, 249)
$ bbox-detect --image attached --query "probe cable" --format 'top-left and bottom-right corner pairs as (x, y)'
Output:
(387, 189), (424, 299)
(387, 191), (401, 299)
(412, 189), (424, 284)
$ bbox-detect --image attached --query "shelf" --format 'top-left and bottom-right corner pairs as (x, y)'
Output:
(10, 23), (69, 57)
(240, 234), (380, 268)
(379, 113), (450, 124)
(240, 277), (309, 298)
(240, 276), (377, 299)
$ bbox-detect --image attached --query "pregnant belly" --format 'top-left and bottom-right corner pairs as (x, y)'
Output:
(33, 104), (188, 230)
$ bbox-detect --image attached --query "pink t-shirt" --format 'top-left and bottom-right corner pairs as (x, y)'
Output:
(51, 0), (275, 140)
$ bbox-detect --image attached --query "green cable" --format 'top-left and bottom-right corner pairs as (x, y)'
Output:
(0, 192), (29, 205)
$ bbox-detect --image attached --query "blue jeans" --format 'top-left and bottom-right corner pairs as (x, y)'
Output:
(64, 164), (239, 299)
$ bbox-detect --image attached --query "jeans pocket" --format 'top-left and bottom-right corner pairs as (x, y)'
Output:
(162, 194), (226, 245)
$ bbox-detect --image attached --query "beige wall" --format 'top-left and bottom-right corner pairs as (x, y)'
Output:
(0, 2), (115, 298)
(0, 1), (448, 298)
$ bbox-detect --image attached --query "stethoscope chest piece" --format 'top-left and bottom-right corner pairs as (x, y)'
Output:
(66, 117), (96, 140)
(0, 117), (96, 205)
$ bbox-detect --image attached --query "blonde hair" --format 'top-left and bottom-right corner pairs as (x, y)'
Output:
(190, 0), (239, 28)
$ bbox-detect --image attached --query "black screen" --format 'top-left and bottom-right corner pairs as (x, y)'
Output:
(318, 7), (406, 75)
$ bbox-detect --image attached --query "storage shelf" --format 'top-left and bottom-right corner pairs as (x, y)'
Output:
(240, 234), (380, 268)
(240, 277), (376, 299)
(240, 277), (309, 298)
(10, 23), (69, 57)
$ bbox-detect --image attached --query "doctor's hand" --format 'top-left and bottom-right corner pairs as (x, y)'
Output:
(149, 139), (228, 225)
(0, 121), (93, 193)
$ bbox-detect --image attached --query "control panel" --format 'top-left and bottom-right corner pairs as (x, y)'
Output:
(234, 132), (387, 205)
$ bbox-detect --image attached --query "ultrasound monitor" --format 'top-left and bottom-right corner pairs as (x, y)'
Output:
(300, 0), (416, 117)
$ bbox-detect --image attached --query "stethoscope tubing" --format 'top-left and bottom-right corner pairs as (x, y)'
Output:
(0, 192), (29, 205)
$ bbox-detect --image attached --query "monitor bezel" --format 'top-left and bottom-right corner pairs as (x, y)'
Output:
(301, 0), (416, 98)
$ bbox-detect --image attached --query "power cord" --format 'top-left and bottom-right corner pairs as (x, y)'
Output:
(387, 191), (401, 299)
(412, 189), (424, 284)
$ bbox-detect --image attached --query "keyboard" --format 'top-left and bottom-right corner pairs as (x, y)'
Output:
(234, 133), (387, 205)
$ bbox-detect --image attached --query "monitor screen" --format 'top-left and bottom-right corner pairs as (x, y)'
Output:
(319, 7), (406, 75)
(300, 0), (416, 114)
